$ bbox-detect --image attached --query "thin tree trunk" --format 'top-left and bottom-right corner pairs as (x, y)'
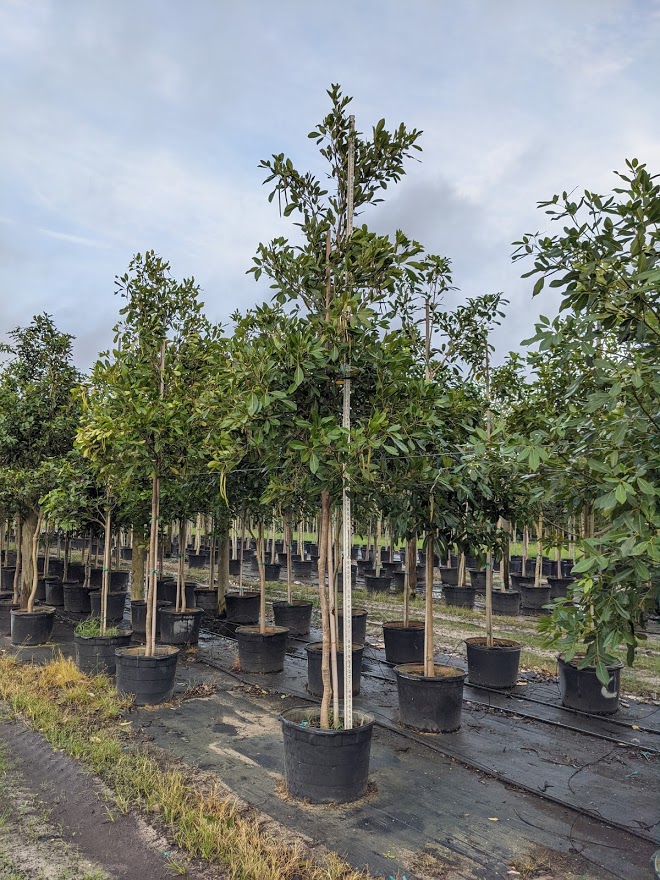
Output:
(522, 525), (529, 576)
(145, 472), (160, 657)
(131, 525), (147, 599)
(404, 534), (416, 627)
(13, 516), (22, 604)
(177, 519), (186, 612)
(424, 532), (435, 678)
(26, 511), (43, 614)
(375, 517), (382, 575)
(285, 521), (293, 604)
(216, 520), (228, 616)
(258, 522), (266, 635)
(318, 491), (331, 729)
(63, 531), (69, 583)
(535, 512), (544, 588)
(100, 506), (112, 637)
(326, 505), (340, 727)
(238, 515), (245, 595)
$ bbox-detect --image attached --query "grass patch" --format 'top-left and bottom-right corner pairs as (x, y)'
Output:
(0, 654), (372, 880)
(74, 618), (122, 638)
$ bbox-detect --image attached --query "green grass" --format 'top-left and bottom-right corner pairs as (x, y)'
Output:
(0, 655), (374, 880)
(74, 618), (122, 638)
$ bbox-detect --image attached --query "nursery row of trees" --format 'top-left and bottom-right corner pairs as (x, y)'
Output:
(0, 88), (657, 696)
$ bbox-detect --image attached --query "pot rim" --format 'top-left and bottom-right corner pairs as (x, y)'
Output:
(305, 640), (363, 654)
(271, 599), (313, 608)
(10, 606), (56, 616)
(465, 636), (523, 651)
(224, 590), (260, 599)
(394, 662), (466, 681)
(115, 645), (180, 659)
(280, 705), (374, 733)
(236, 624), (289, 637)
(382, 619), (425, 630)
(557, 653), (624, 671)
(74, 629), (133, 643)
(159, 607), (204, 617)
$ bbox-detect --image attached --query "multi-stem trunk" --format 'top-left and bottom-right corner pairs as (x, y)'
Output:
(177, 519), (186, 612)
(522, 525), (529, 576)
(238, 515), (246, 596)
(100, 506), (112, 636)
(84, 529), (93, 588)
(285, 521), (293, 604)
(404, 535), (416, 627)
(25, 510), (43, 614)
(257, 522), (266, 635)
(145, 471), (160, 657)
(534, 512), (544, 588)
(326, 506), (340, 726)
(374, 517), (382, 576)
(424, 532), (435, 678)
(216, 520), (229, 616)
(318, 490), (332, 728)
(13, 516), (22, 604)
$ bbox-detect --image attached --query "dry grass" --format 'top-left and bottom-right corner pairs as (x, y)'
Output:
(0, 653), (372, 880)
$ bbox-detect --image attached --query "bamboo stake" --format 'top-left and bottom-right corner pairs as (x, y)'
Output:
(101, 505), (112, 637)
(424, 533), (434, 678)
(258, 522), (266, 635)
(318, 491), (331, 728)
(326, 505), (340, 726)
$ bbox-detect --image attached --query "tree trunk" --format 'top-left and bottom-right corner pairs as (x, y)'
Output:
(101, 507), (112, 636)
(404, 535), (416, 627)
(375, 517), (382, 575)
(13, 516), (22, 604)
(424, 532), (435, 678)
(145, 473), (160, 657)
(318, 491), (331, 729)
(216, 520), (229, 616)
(258, 522), (266, 635)
(177, 519), (186, 612)
(21, 511), (39, 610)
(131, 525), (147, 599)
(326, 505), (340, 726)
(285, 521), (293, 604)
(535, 513), (544, 588)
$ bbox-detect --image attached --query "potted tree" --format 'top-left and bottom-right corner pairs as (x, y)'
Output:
(515, 160), (660, 713)
(0, 315), (80, 645)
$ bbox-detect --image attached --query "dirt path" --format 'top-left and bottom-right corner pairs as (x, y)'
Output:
(0, 719), (214, 880)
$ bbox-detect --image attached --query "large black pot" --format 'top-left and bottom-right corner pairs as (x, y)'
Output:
(193, 588), (219, 616)
(66, 562), (86, 582)
(381, 561), (401, 574)
(156, 578), (177, 605)
(557, 655), (623, 715)
(187, 552), (208, 568)
(236, 625), (289, 673)
(229, 558), (241, 576)
(440, 568), (460, 586)
(45, 578), (64, 606)
(491, 590), (521, 616)
(306, 642), (364, 697)
(130, 599), (171, 635)
(292, 560), (313, 580)
(110, 570), (130, 591)
(468, 569), (486, 591)
(443, 585), (476, 608)
(63, 583), (91, 614)
(0, 600), (20, 635)
(547, 577), (575, 600)
(510, 573), (537, 590)
(115, 645), (179, 705)
(272, 600), (313, 636)
(263, 562), (282, 581)
(465, 637), (522, 689)
(89, 590), (127, 622)
(561, 560), (575, 578)
(10, 606), (56, 645)
(120, 547), (133, 561)
(364, 574), (392, 594)
(160, 608), (204, 645)
(280, 707), (374, 804)
(1, 567), (16, 591)
(391, 571), (407, 593)
(520, 583), (552, 610)
(74, 630), (133, 675)
(395, 663), (466, 732)
(88, 568), (103, 588)
(355, 558), (371, 577)
(225, 591), (260, 624)
(383, 621), (425, 665)
(335, 567), (357, 592)
(337, 608), (368, 646)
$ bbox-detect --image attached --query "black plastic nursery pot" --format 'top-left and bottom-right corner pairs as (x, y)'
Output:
(465, 637), (522, 689)
(547, 576), (575, 600)
(520, 583), (552, 611)
(440, 567), (460, 586)
(1, 567), (16, 591)
(115, 645), (180, 706)
(0, 600), (20, 635)
(337, 608), (368, 645)
(160, 608), (204, 646)
(510, 572), (536, 588)
(66, 562), (86, 582)
(382, 620), (425, 665)
(110, 570), (130, 591)
(130, 599), (171, 635)
(491, 590), (521, 616)
(394, 663), (466, 733)
(335, 568), (357, 592)
(355, 558), (371, 577)
(277, 552), (288, 566)
(236, 625), (289, 673)
(305, 642), (364, 697)
(193, 588), (219, 616)
(10, 606), (56, 646)
(364, 574), (392, 594)
(0, 590), (12, 602)
(45, 578), (64, 606)
(468, 569), (486, 591)
(228, 559), (241, 576)
(225, 591), (260, 624)
(187, 552), (208, 568)
(557, 655), (623, 715)
(391, 571), (406, 593)
(292, 559), (313, 580)
(264, 562), (282, 581)
(63, 583), (91, 614)
(280, 707), (375, 804)
(381, 561), (401, 574)
(156, 578), (177, 605)
(74, 630), (133, 675)
(89, 590), (127, 622)
(443, 585), (476, 608)
(272, 600), (313, 636)
(561, 560), (575, 577)
(120, 547), (133, 561)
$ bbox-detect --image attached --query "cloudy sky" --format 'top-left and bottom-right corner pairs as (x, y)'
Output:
(2, 0), (659, 369)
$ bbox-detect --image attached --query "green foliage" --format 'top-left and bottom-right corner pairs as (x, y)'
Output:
(74, 617), (121, 638)
(515, 160), (660, 680)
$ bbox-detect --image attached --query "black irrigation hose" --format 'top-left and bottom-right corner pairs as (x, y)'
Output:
(197, 637), (660, 849)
